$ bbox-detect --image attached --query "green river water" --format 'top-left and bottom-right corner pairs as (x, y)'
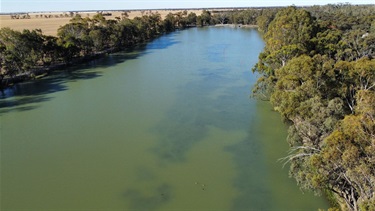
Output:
(0, 27), (328, 210)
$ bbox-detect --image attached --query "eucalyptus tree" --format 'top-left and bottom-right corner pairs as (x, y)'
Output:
(164, 13), (176, 32)
(253, 5), (375, 210)
(57, 14), (91, 59)
(187, 12), (197, 26)
(0, 28), (24, 76)
(253, 6), (317, 99)
(0, 28), (45, 74)
(256, 8), (279, 33)
(197, 10), (211, 26)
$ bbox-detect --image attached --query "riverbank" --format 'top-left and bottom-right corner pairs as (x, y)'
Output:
(0, 50), (113, 88)
(214, 24), (258, 28)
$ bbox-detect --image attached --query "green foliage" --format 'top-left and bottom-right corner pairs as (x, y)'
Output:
(253, 7), (318, 101)
(187, 12), (197, 26)
(265, 7), (316, 53)
(210, 9), (261, 25)
(0, 28), (46, 74)
(271, 55), (317, 118)
(313, 29), (342, 58)
(317, 103), (375, 210)
(256, 8), (279, 33)
(200, 10), (212, 26)
(253, 4), (375, 210)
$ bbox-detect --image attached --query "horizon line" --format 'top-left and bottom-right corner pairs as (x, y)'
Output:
(1, 4), (374, 14)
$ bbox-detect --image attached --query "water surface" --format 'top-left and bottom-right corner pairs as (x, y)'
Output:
(0, 27), (328, 210)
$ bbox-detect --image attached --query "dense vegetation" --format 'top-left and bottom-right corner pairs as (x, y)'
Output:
(252, 4), (375, 210)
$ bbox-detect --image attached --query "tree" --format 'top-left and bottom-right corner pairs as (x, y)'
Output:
(186, 12), (197, 26)
(200, 10), (212, 26)
(116, 18), (138, 46)
(212, 12), (229, 24)
(333, 58), (375, 113)
(313, 29), (343, 59)
(309, 90), (375, 210)
(252, 5), (375, 210)
(271, 55), (318, 119)
(0, 28), (45, 73)
(253, 6), (317, 98)
(164, 13), (176, 32)
(256, 8), (278, 33)
(264, 6), (316, 60)
(41, 35), (61, 65)
(0, 28), (23, 76)
(339, 29), (375, 61)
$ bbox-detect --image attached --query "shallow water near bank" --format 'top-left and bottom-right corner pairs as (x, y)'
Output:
(0, 27), (328, 210)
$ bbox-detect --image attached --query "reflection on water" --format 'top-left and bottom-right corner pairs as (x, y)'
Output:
(0, 27), (328, 210)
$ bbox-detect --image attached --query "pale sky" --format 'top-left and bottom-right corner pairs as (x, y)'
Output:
(1, 0), (374, 13)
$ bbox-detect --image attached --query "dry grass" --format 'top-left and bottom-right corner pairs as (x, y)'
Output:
(1, 16), (73, 36)
(0, 10), (203, 36)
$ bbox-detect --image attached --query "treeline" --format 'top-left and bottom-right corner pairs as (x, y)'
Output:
(252, 5), (375, 210)
(207, 9), (261, 25)
(10, 11), (78, 19)
(0, 11), (202, 88)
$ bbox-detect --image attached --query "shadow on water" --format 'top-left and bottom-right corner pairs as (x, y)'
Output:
(0, 32), (180, 115)
(0, 67), (101, 115)
(148, 60), (284, 209)
(122, 183), (172, 211)
(121, 65), (241, 209)
(151, 66), (253, 164)
(150, 70), (281, 209)
(146, 32), (181, 50)
(225, 100), (327, 210)
(225, 133), (272, 210)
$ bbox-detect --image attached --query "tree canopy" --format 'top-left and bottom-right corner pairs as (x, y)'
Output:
(253, 5), (375, 210)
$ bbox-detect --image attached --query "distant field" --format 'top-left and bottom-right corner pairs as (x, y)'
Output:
(0, 10), (203, 36)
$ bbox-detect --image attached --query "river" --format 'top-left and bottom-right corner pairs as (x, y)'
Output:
(0, 27), (328, 210)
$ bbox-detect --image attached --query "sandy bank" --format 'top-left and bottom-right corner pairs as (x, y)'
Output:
(214, 24), (258, 28)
